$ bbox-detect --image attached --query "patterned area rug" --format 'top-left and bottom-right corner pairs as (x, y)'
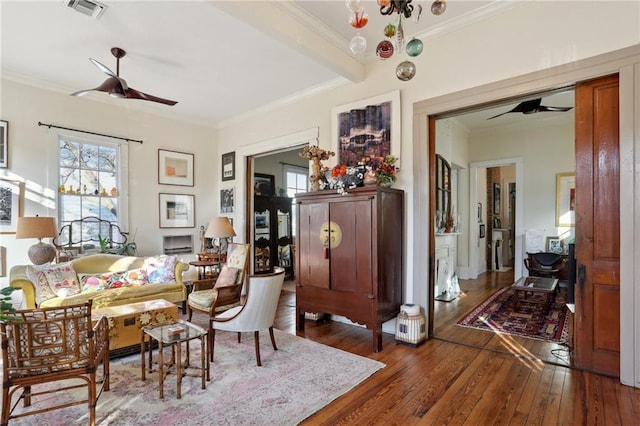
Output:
(457, 286), (568, 343)
(4, 329), (384, 425)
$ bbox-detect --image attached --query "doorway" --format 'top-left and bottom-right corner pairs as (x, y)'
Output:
(429, 89), (574, 366)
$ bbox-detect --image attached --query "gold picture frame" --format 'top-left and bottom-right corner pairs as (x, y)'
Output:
(556, 172), (576, 227)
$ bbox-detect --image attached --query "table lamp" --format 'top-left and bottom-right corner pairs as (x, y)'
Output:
(204, 217), (236, 254)
(16, 216), (58, 265)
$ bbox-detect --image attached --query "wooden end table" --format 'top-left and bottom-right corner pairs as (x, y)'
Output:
(512, 276), (559, 312)
(140, 319), (210, 399)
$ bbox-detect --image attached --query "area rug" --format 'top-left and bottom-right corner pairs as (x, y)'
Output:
(457, 286), (568, 343)
(3, 329), (384, 425)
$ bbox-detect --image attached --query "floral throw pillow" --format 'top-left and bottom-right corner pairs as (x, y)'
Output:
(214, 266), (240, 288)
(37, 263), (81, 298)
(143, 255), (177, 284)
(78, 273), (110, 292)
(79, 268), (149, 292)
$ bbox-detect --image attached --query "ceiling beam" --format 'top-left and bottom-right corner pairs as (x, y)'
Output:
(209, 0), (365, 83)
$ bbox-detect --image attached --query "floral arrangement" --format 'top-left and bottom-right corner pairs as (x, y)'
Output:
(364, 155), (398, 187)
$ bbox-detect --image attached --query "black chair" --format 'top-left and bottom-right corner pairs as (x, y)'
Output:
(524, 252), (565, 278)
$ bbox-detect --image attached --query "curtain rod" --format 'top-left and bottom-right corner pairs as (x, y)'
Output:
(37, 121), (143, 144)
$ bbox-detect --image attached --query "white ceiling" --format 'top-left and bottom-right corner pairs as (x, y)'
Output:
(1, 0), (573, 129)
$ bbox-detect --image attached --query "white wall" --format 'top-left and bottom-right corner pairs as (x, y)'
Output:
(0, 79), (217, 286)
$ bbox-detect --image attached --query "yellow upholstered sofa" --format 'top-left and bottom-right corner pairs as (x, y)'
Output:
(10, 254), (189, 309)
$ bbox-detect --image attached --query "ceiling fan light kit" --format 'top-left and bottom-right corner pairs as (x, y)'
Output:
(346, 0), (446, 81)
(70, 47), (178, 106)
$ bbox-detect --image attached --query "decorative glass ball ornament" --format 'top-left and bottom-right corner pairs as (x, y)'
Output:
(376, 40), (394, 59)
(349, 9), (369, 29)
(396, 60), (416, 81)
(377, 0), (391, 6)
(406, 38), (424, 57)
(345, 0), (363, 12)
(431, 0), (447, 15)
(349, 34), (367, 55)
(384, 23), (396, 38)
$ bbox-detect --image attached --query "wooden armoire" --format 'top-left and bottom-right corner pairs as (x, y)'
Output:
(295, 186), (404, 352)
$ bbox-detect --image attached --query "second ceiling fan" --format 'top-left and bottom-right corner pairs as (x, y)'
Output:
(487, 98), (572, 120)
(71, 47), (177, 106)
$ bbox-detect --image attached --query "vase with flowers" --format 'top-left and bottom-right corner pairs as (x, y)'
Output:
(364, 155), (398, 187)
(299, 145), (335, 191)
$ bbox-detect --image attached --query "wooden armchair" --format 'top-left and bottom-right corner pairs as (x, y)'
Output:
(0, 301), (110, 426)
(186, 243), (250, 360)
(524, 252), (566, 279)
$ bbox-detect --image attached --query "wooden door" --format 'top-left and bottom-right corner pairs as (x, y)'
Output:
(574, 73), (620, 377)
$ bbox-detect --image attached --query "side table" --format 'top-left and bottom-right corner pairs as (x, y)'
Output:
(141, 319), (210, 399)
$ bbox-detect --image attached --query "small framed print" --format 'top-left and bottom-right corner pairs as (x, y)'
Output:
(0, 120), (7, 168)
(254, 173), (275, 197)
(159, 193), (195, 228)
(222, 151), (235, 181)
(158, 149), (194, 186)
(220, 188), (234, 214)
(546, 236), (563, 254)
(0, 178), (21, 234)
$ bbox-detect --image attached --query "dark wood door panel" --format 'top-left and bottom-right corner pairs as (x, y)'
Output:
(297, 203), (330, 289)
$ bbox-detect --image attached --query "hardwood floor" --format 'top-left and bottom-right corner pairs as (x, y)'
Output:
(188, 276), (640, 424)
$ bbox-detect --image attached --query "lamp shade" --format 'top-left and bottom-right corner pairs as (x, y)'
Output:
(204, 217), (236, 239)
(15, 216), (57, 239)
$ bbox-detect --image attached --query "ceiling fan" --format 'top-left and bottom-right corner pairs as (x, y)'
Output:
(487, 98), (572, 120)
(71, 47), (177, 106)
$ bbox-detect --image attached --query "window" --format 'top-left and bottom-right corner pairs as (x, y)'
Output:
(58, 138), (128, 245)
(285, 166), (308, 237)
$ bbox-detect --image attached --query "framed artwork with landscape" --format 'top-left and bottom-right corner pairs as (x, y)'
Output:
(331, 90), (400, 167)
(158, 149), (194, 187)
(159, 193), (195, 228)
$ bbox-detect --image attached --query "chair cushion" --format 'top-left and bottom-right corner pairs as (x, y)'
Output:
(188, 289), (219, 311)
(214, 266), (240, 289)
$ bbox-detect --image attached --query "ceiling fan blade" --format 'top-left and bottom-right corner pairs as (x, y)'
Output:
(125, 87), (178, 105)
(90, 58), (117, 78)
(486, 110), (510, 120)
(70, 88), (95, 97)
(70, 77), (125, 97)
(538, 105), (573, 112)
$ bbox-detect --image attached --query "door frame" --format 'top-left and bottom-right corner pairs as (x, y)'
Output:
(468, 158), (524, 279)
(413, 45), (639, 386)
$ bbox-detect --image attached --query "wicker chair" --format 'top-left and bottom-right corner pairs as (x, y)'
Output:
(0, 300), (110, 426)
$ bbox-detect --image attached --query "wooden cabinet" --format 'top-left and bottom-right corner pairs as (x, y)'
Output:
(295, 187), (404, 352)
(254, 195), (294, 277)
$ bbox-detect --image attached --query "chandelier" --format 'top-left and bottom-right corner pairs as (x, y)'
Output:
(346, 0), (447, 81)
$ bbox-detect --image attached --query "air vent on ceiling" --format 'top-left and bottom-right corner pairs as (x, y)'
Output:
(66, 0), (108, 19)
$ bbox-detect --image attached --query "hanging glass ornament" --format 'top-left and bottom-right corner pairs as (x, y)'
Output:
(345, 0), (363, 12)
(396, 60), (416, 81)
(377, 0), (391, 7)
(406, 38), (424, 57)
(384, 23), (396, 38)
(395, 19), (405, 53)
(349, 34), (367, 55)
(431, 0), (447, 15)
(349, 9), (369, 29)
(413, 4), (423, 23)
(376, 40), (394, 59)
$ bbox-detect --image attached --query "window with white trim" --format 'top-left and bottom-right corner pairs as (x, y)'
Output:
(285, 165), (308, 237)
(58, 137), (128, 245)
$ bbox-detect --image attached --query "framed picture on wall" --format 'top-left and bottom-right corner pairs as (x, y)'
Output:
(222, 151), (235, 181)
(159, 193), (195, 228)
(546, 236), (563, 254)
(254, 173), (275, 197)
(158, 149), (194, 186)
(0, 120), (8, 168)
(556, 172), (576, 227)
(0, 178), (21, 234)
(493, 183), (501, 215)
(220, 188), (234, 213)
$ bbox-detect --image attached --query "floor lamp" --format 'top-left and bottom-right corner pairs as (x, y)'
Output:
(16, 216), (57, 265)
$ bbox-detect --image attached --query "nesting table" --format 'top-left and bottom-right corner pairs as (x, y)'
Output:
(140, 319), (210, 399)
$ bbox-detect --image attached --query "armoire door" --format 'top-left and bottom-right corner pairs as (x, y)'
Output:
(297, 202), (330, 289)
(574, 73), (620, 377)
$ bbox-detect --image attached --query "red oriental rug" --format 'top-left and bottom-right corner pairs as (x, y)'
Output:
(457, 286), (568, 343)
